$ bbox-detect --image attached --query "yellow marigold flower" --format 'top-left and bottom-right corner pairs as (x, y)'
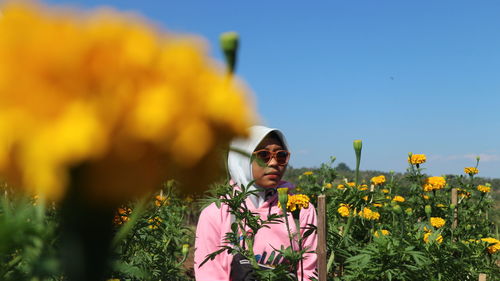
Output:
(385, 196), (391, 200)
(408, 154), (426, 165)
(303, 171), (314, 176)
(324, 183), (333, 189)
(370, 175), (386, 186)
(347, 182), (356, 187)
(422, 194), (430, 200)
(464, 167), (479, 175)
(148, 216), (163, 229)
(337, 184), (345, 190)
(436, 204), (445, 208)
(392, 196), (405, 203)
(359, 187), (368, 191)
(278, 194), (310, 212)
(430, 217), (446, 228)
(372, 203), (382, 207)
(424, 232), (443, 244)
(337, 203), (351, 217)
(481, 238), (500, 254)
(0, 2), (255, 202)
(359, 207), (380, 220)
(382, 189), (390, 194)
(374, 229), (390, 237)
(477, 185), (491, 193)
(423, 177), (446, 192)
(362, 196), (369, 201)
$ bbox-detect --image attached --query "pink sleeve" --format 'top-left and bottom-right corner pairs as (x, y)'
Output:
(299, 205), (318, 281)
(194, 203), (231, 281)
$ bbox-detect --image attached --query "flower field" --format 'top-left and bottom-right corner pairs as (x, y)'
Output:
(0, 2), (498, 281)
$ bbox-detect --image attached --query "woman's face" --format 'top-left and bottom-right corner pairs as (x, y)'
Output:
(251, 135), (288, 189)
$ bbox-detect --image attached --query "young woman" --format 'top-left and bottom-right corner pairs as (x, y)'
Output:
(194, 125), (317, 280)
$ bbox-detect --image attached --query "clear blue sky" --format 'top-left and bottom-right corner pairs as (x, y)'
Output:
(46, 0), (500, 178)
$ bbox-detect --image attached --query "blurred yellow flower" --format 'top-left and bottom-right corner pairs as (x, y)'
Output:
(324, 183), (333, 189)
(359, 187), (368, 191)
(347, 182), (356, 187)
(155, 194), (168, 207)
(278, 194), (310, 212)
(457, 188), (471, 198)
(481, 238), (500, 254)
(362, 196), (369, 201)
(337, 203), (351, 217)
(374, 229), (390, 237)
(382, 189), (390, 194)
(0, 2), (254, 202)
(303, 171), (314, 176)
(464, 167), (479, 175)
(430, 217), (446, 228)
(337, 184), (345, 190)
(372, 203), (383, 207)
(424, 232), (443, 244)
(148, 216), (163, 229)
(408, 154), (426, 165)
(422, 194), (430, 200)
(392, 196), (405, 203)
(477, 185), (491, 193)
(359, 207), (380, 220)
(423, 177), (446, 192)
(436, 204), (445, 208)
(370, 175), (386, 186)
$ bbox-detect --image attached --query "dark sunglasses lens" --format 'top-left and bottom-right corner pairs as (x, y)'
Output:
(256, 151), (271, 162)
(276, 151), (289, 164)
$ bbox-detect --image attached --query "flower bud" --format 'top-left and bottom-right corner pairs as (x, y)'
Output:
(405, 208), (413, 216)
(392, 205), (402, 214)
(182, 244), (190, 256)
(449, 204), (456, 210)
(425, 205), (432, 215)
(220, 31), (239, 74)
(277, 187), (289, 212)
(353, 140), (363, 156)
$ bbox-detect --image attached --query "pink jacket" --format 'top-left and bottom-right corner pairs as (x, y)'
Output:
(194, 182), (318, 280)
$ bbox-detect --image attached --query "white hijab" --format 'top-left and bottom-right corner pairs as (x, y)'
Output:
(227, 125), (289, 209)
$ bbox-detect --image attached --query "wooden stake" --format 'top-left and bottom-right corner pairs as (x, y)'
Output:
(478, 273), (487, 281)
(451, 188), (458, 229)
(317, 195), (327, 281)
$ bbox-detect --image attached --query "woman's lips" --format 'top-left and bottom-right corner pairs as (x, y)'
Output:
(265, 173), (280, 180)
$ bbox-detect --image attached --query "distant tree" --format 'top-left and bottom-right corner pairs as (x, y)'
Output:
(336, 162), (351, 172)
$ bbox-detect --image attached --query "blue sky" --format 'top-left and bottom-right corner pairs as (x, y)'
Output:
(46, 0), (500, 178)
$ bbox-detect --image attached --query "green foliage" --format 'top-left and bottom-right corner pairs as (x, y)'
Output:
(110, 181), (193, 281)
(0, 188), (61, 281)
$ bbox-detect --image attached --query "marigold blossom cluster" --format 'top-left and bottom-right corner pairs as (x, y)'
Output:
(423, 177), (446, 192)
(358, 207), (380, 221)
(408, 154), (426, 165)
(0, 2), (254, 202)
(430, 217), (446, 228)
(481, 238), (500, 254)
(374, 229), (390, 238)
(477, 185), (491, 193)
(370, 175), (386, 186)
(392, 196), (405, 203)
(278, 194), (310, 212)
(464, 167), (479, 175)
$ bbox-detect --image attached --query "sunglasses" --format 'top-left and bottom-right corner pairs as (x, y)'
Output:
(253, 149), (290, 166)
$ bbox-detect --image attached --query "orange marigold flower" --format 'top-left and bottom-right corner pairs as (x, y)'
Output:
(481, 238), (500, 254)
(392, 196), (405, 203)
(423, 176), (446, 192)
(278, 194), (310, 212)
(430, 217), (446, 228)
(477, 184), (491, 193)
(457, 188), (471, 198)
(408, 154), (426, 165)
(359, 207), (380, 220)
(337, 203), (351, 217)
(148, 216), (163, 229)
(155, 194), (168, 207)
(114, 207), (131, 225)
(371, 175), (386, 186)
(382, 189), (390, 194)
